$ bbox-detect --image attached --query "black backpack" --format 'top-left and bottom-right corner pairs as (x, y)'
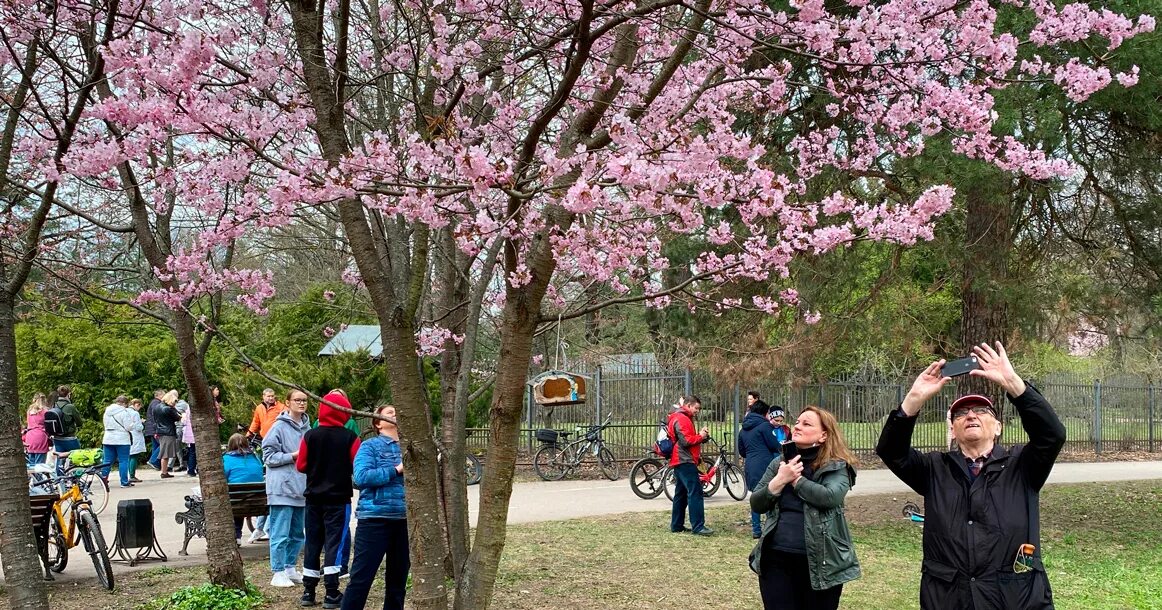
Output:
(43, 407), (66, 437)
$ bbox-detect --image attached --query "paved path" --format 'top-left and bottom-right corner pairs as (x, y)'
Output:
(11, 460), (1162, 585)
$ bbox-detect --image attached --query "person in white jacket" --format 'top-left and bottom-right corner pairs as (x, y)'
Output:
(102, 395), (143, 487)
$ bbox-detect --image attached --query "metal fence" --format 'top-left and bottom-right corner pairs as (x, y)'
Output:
(462, 368), (1160, 463)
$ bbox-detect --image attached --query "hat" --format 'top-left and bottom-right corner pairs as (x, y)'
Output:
(950, 394), (997, 417)
(769, 408), (786, 419)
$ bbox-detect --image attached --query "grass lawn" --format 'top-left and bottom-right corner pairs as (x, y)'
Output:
(18, 480), (1162, 609)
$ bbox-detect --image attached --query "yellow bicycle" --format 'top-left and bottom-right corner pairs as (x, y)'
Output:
(30, 465), (115, 590)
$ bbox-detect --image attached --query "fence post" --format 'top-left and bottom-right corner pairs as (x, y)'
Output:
(1093, 379), (1103, 455)
(819, 378), (827, 408)
(526, 385), (535, 455)
(595, 366), (603, 425)
(733, 383), (741, 459)
(1149, 384), (1156, 453)
(684, 368), (693, 397)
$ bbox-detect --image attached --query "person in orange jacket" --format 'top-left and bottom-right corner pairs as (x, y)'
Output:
(248, 388), (287, 439)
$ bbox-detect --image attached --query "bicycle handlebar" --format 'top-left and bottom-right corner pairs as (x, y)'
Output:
(31, 463), (110, 486)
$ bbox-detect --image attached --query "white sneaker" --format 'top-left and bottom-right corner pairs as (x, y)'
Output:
(256, 530), (270, 542)
(285, 567), (303, 584)
(270, 571), (294, 588)
(247, 529), (267, 544)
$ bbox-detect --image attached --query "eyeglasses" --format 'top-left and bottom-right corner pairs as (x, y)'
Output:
(951, 405), (994, 420)
(290, 398), (309, 403)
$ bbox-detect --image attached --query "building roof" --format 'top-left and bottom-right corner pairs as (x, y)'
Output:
(318, 325), (382, 358)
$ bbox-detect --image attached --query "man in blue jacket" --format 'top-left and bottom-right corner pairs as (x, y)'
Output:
(738, 397), (779, 538)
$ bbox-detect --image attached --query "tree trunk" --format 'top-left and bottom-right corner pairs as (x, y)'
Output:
(0, 294), (50, 610)
(959, 170), (1013, 405)
(171, 309), (245, 588)
(436, 232), (470, 581)
(380, 323), (450, 609)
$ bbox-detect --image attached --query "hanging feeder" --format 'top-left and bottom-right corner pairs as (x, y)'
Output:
(529, 370), (589, 406)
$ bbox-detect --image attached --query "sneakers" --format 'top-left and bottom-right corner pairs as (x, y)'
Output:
(247, 529), (268, 544)
(691, 527), (715, 536)
(286, 567), (304, 584)
(322, 591), (343, 609)
(270, 571), (295, 588)
(300, 589), (317, 607)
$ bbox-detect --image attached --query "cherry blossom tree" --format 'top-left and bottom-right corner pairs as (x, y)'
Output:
(62, 0), (1152, 606)
(0, 0), (116, 604)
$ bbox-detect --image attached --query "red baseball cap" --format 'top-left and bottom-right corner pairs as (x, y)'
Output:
(950, 394), (997, 417)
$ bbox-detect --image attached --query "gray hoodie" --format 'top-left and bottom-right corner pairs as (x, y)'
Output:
(261, 410), (310, 507)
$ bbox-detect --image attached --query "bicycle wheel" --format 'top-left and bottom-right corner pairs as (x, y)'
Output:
(533, 445), (568, 481)
(700, 458), (720, 497)
(597, 447), (620, 481)
(82, 473), (110, 515)
(77, 507), (114, 590)
(629, 458), (665, 500)
(47, 512), (68, 573)
(723, 463), (747, 501)
(465, 454), (483, 486)
(662, 466), (677, 501)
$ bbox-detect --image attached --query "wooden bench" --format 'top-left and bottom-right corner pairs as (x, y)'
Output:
(29, 493), (57, 581)
(174, 482), (267, 556)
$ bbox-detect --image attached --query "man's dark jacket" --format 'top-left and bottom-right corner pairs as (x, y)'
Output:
(875, 385), (1066, 610)
(737, 411), (779, 490)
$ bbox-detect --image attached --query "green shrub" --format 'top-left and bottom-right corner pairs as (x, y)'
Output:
(136, 583), (265, 610)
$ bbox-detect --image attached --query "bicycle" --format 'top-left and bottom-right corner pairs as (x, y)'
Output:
(628, 451), (668, 499)
(29, 464), (116, 590)
(533, 415), (620, 481)
(663, 436), (747, 501)
(28, 451), (110, 515)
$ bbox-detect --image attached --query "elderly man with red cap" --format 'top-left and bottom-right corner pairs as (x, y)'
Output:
(876, 342), (1066, 610)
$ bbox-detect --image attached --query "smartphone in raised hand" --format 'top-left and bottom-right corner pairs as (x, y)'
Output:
(780, 441), (798, 463)
(941, 355), (981, 378)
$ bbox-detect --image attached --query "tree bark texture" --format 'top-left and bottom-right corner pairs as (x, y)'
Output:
(436, 231), (471, 580)
(171, 309), (246, 588)
(0, 295), (50, 610)
(959, 170), (1014, 406)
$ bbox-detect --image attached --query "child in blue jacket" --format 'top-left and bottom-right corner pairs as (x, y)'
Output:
(222, 433), (265, 543)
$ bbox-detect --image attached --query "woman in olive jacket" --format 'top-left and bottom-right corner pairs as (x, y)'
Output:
(749, 405), (860, 610)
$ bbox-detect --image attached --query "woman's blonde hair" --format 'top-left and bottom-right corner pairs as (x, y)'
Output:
(27, 393), (47, 415)
(227, 433), (249, 453)
(800, 405), (859, 469)
(162, 390), (179, 405)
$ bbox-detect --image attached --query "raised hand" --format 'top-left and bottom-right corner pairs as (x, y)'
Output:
(769, 454), (804, 493)
(902, 360), (950, 416)
(970, 342), (1026, 396)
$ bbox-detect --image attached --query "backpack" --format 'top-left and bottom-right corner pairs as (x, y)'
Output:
(653, 411), (689, 458)
(653, 419), (674, 458)
(43, 407), (66, 437)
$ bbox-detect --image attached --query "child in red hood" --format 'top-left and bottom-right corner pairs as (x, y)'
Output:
(296, 391), (360, 608)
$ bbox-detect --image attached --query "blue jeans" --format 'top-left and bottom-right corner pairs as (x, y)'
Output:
(339, 518), (409, 610)
(101, 444), (132, 486)
(26, 453), (47, 466)
(148, 437), (161, 468)
(670, 463), (706, 533)
(268, 505), (306, 573)
(52, 437), (81, 475)
(751, 511), (763, 537)
(186, 444), (197, 475)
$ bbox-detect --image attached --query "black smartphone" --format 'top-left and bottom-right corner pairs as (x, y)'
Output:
(780, 441), (798, 463)
(941, 355), (981, 378)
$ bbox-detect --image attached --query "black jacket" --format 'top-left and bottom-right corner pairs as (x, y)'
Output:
(296, 400), (360, 505)
(152, 402), (181, 437)
(737, 411), (779, 490)
(875, 384), (1066, 610)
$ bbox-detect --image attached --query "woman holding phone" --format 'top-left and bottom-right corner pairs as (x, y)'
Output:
(748, 406), (861, 610)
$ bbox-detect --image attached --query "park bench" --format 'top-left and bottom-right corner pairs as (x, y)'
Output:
(29, 493), (57, 581)
(174, 482), (266, 556)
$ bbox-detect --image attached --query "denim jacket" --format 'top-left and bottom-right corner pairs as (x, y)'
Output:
(353, 435), (406, 520)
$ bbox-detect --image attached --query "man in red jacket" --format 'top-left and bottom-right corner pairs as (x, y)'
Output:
(669, 395), (713, 536)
